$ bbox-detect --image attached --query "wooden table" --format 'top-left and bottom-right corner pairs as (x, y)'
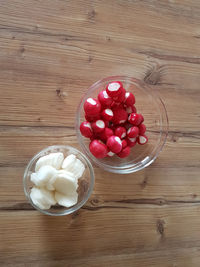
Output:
(0, 1), (200, 266)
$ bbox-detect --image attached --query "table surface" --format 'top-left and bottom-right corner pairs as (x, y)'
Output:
(0, 1), (200, 266)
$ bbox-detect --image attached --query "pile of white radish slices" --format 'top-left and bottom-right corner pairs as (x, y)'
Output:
(30, 152), (85, 210)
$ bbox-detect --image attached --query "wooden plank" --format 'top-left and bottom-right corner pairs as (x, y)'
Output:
(0, 1), (199, 128)
(0, 126), (199, 210)
(1, 206), (200, 266)
(0, 126), (199, 168)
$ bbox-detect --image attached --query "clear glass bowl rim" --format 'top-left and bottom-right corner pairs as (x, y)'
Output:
(23, 145), (95, 216)
(76, 75), (169, 174)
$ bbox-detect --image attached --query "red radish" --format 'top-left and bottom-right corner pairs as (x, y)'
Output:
(85, 113), (101, 122)
(128, 113), (143, 126)
(98, 90), (113, 107)
(138, 124), (146, 135)
(126, 137), (137, 147)
(122, 139), (127, 149)
(107, 135), (122, 153)
(112, 108), (128, 125)
(124, 92), (135, 107)
(89, 140), (108, 158)
(139, 114), (144, 124)
(90, 135), (96, 141)
(98, 127), (114, 142)
(80, 121), (93, 138)
(123, 122), (132, 130)
(104, 120), (109, 127)
(138, 135), (148, 145)
(126, 105), (137, 114)
(127, 126), (139, 138)
(106, 81), (123, 98)
(114, 126), (126, 139)
(101, 109), (113, 121)
(117, 146), (130, 158)
(112, 87), (126, 103)
(107, 151), (115, 157)
(84, 98), (101, 116)
(91, 120), (105, 133)
(111, 102), (123, 110)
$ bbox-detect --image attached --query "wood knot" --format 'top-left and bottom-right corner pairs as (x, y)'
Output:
(88, 9), (96, 20)
(88, 55), (93, 63)
(157, 219), (165, 236)
(20, 46), (25, 53)
(157, 199), (166, 205)
(144, 65), (163, 85)
(90, 198), (99, 206)
(140, 175), (148, 189)
(56, 89), (67, 98)
(170, 134), (178, 143)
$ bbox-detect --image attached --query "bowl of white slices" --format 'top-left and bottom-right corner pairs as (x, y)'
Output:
(23, 145), (95, 216)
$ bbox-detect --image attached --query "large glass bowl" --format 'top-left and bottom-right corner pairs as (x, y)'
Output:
(23, 145), (95, 216)
(76, 76), (168, 174)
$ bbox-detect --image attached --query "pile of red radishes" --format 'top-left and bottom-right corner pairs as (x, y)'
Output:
(80, 81), (148, 159)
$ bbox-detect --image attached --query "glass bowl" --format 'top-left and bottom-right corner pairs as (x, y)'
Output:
(23, 145), (95, 216)
(76, 76), (168, 174)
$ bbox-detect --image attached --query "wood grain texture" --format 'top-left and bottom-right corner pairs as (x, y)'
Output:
(0, 0), (200, 266)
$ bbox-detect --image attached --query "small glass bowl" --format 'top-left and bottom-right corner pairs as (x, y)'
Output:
(76, 76), (168, 174)
(23, 145), (95, 216)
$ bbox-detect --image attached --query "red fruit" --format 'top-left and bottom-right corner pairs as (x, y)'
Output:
(106, 81), (123, 98)
(124, 92), (135, 107)
(126, 137), (137, 147)
(98, 90), (113, 107)
(138, 124), (146, 135)
(117, 146), (130, 158)
(91, 120), (105, 133)
(137, 135), (148, 145)
(127, 126), (139, 138)
(85, 113), (101, 122)
(128, 113), (143, 126)
(104, 120), (109, 127)
(107, 135), (122, 153)
(98, 127), (114, 142)
(123, 122), (132, 130)
(101, 108), (114, 121)
(139, 114), (144, 124)
(114, 126), (126, 139)
(112, 87), (126, 103)
(111, 102), (123, 110)
(84, 98), (101, 116)
(122, 139), (127, 149)
(112, 108), (128, 125)
(89, 140), (108, 158)
(126, 105), (137, 114)
(80, 121), (93, 138)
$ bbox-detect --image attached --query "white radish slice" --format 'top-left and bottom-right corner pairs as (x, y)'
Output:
(30, 187), (56, 210)
(62, 154), (76, 170)
(55, 191), (78, 208)
(52, 172), (78, 195)
(46, 170), (75, 190)
(108, 82), (120, 92)
(31, 165), (57, 187)
(72, 159), (85, 180)
(87, 98), (96, 105)
(108, 151), (115, 157)
(35, 152), (64, 172)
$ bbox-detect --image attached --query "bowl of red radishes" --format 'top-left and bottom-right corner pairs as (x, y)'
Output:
(76, 76), (168, 174)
